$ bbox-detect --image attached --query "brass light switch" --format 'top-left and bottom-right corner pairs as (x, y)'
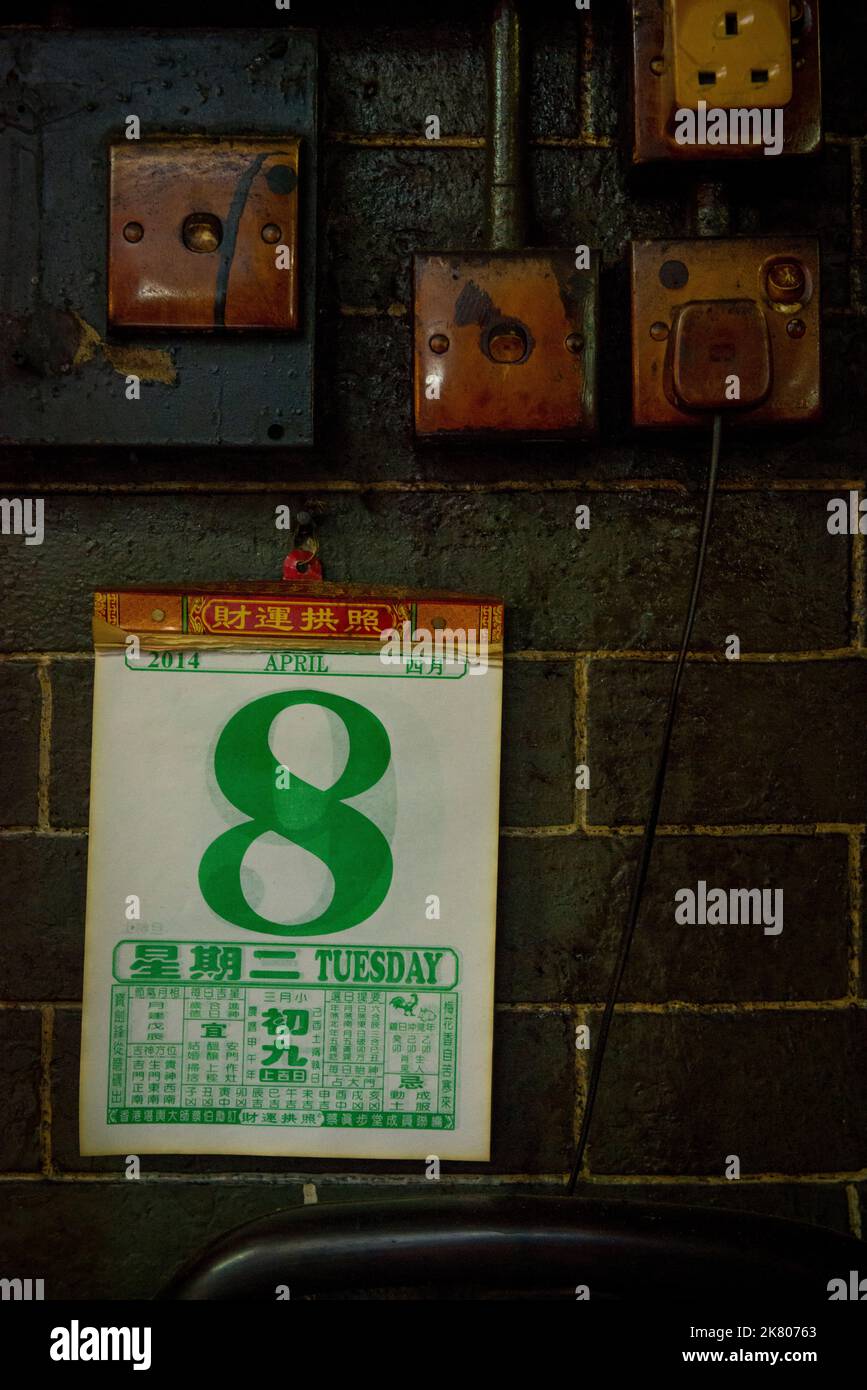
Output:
(413, 250), (598, 439)
(108, 137), (300, 331)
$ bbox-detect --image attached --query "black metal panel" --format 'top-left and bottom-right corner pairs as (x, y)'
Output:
(0, 28), (317, 446)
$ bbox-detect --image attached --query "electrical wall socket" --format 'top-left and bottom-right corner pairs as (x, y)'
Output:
(672, 0), (792, 110)
(630, 237), (821, 428)
(631, 0), (821, 162)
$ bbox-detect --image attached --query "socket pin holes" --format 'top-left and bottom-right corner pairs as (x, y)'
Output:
(630, 0), (822, 162)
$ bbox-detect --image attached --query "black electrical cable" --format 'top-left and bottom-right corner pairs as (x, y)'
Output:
(567, 412), (723, 1195)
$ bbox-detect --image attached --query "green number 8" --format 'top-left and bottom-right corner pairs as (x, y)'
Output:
(199, 690), (393, 936)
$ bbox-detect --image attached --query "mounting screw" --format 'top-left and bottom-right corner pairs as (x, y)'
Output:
(429, 333), (450, 354)
(650, 321), (669, 341)
(786, 318), (807, 339)
(123, 222), (144, 243)
(565, 332), (584, 354)
(650, 57), (665, 76)
(261, 223), (282, 244)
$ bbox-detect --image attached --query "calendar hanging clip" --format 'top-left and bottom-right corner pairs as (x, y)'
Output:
(282, 511), (323, 581)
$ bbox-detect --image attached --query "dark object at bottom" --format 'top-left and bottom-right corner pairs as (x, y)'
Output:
(162, 1194), (861, 1300)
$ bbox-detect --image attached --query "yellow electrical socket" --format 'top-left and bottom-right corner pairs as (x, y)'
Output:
(671, 1), (793, 110)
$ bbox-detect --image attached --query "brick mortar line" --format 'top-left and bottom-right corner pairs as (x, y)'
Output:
(0, 1170), (862, 1186)
(0, 828), (86, 837)
(853, 522), (866, 648)
(0, 653), (93, 662)
(39, 1005), (54, 1178)
(573, 657), (588, 830)
(500, 825), (578, 837)
(847, 1185), (863, 1239)
(579, 1170), (867, 1185)
(0, 1173), (547, 1185)
(533, 136), (615, 149)
(575, 1005), (591, 1181)
(0, 1001), (81, 1011)
(4, 479), (866, 495)
(35, 661), (52, 832)
(328, 133), (485, 147)
(324, 134), (616, 150)
(514, 650), (867, 662)
(578, 10), (595, 140)
(849, 833), (863, 999)
(498, 1000), (866, 1014)
(572, 1005), (587, 1160)
(339, 303), (406, 317)
(581, 822), (866, 838)
(850, 139), (863, 309)
(571, 649), (867, 662)
(500, 822), (866, 837)
(326, 133), (857, 151)
(328, 131), (855, 149)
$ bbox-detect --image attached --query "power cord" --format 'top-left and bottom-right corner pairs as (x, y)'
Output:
(567, 412), (723, 1195)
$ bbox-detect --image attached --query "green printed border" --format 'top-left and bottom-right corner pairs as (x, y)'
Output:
(107, 1109), (456, 1128)
(124, 649), (468, 679)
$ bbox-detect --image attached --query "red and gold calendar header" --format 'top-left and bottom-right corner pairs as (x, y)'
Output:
(94, 583), (504, 651)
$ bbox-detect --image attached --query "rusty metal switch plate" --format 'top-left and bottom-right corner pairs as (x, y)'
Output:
(109, 138), (300, 331)
(631, 0), (822, 163)
(631, 237), (821, 428)
(413, 251), (598, 439)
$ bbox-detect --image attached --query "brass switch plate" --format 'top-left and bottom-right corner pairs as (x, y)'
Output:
(108, 137), (300, 330)
(413, 251), (598, 439)
(631, 237), (821, 428)
(631, 0), (821, 163)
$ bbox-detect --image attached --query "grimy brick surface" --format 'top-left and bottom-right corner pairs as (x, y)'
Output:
(0, 2), (865, 1298)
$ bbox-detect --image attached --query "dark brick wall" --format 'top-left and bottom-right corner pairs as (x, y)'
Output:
(0, 3), (865, 1298)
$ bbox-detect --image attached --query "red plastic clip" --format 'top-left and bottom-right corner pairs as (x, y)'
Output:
(282, 545), (323, 581)
(282, 513), (322, 580)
